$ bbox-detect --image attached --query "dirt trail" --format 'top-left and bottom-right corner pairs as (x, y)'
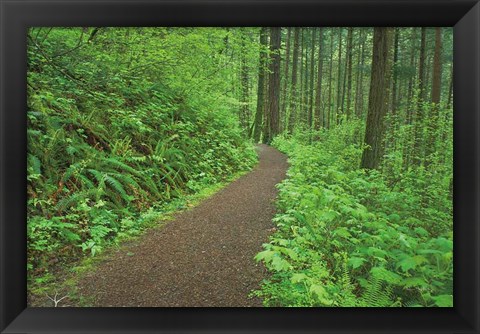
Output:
(77, 144), (288, 306)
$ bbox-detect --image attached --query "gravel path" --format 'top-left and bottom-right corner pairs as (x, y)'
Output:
(77, 144), (288, 307)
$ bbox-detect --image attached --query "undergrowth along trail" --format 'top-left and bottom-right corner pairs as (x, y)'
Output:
(74, 144), (287, 307)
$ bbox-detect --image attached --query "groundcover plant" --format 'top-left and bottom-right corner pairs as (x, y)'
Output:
(27, 27), (452, 307)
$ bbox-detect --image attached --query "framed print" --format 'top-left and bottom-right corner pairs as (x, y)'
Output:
(1, 0), (479, 333)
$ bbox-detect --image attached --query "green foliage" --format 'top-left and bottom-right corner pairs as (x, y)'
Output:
(27, 27), (258, 286)
(254, 122), (452, 307)
(27, 27), (454, 307)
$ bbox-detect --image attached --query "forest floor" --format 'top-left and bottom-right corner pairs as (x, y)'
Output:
(74, 144), (288, 306)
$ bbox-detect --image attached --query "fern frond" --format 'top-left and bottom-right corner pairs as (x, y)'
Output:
(110, 172), (150, 200)
(110, 172), (141, 190)
(62, 162), (84, 183)
(87, 168), (105, 184)
(358, 276), (396, 307)
(139, 173), (163, 199)
(336, 254), (357, 306)
(77, 173), (96, 189)
(102, 157), (142, 177)
(104, 175), (132, 203)
(55, 188), (99, 211)
(27, 153), (42, 175)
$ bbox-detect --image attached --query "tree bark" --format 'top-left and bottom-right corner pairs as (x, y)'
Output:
(288, 28), (300, 134)
(327, 29), (334, 129)
(264, 27), (281, 144)
(431, 27), (443, 107)
(361, 27), (393, 170)
(239, 29), (250, 133)
(281, 27), (292, 132)
(446, 63), (453, 109)
(314, 28), (324, 130)
(253, 27), (268, 143)
(354, 29), (366, 118)
(413, 27), (427, 166)
(336, 28), (343, 124)
(391, 27), (399, 115)
(425, 27), (443, 164)
(299, 29), (305, 125)
(308, 29), (316, 130)
(345, 27), (353, 120)
(406, 28), (417, 125)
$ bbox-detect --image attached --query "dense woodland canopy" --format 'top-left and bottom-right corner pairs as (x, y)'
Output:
(28, 27), (452, 307)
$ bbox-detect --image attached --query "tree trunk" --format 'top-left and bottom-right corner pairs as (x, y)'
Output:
(418, 27), (427, 103)
(361, 27), (393, 170)
(314, 28), (324, 130)
(327, 29), (334, 129)
(406, 28), (417, 125)
(425, 27), (443, 164)
(253, 27), (268, 143)
(288, 28), (300, 134)
(281, 27), (292, 132)
(385, 28), (400, 154)
(391, 27), (399, 115)
(355, 29), (366, 118)
(431, 28), (443, 106)
(413, 27), (427, 166)
(308, 29), (316, 130)
(402, 28), (418, 169)
(441, 63), (453, 149)
(358, 33), (368, 119)
(424, 54), (433, 101)
(239, 30), (250, 133)
(336, 28), (343, 124)
(299, 29), (305, 125)
(446, 63), (453, 109)
(345, 27), (353, 120)
(264, 27), (281, 144)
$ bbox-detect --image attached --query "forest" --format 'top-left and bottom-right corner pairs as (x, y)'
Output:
(27, 27), (452, 307)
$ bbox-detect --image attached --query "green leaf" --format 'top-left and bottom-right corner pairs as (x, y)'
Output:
(388, 213), (401, 223)
(366, 247), (389, 259)
(414, 227), (429, 237)
(397, 257), (417, 272)
(270, 256), (292, 272)
(412, 255), (428, 265)
(291, 273), (308, 284)
(370, 267), (402, 284)
(401, 277), (428, 288)
(333, 227), (352, 239)
(309, 284), (333, 305)
(433, 295), (453, 307)
(348, 257), (366, 269)
(254, 250), (275, 262)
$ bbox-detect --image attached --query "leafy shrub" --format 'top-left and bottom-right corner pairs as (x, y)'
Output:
(27, 28), (257, 285)
(254, 123), (452, 307)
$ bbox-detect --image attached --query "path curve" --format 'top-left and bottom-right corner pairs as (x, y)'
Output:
(77, 144), (288, 306)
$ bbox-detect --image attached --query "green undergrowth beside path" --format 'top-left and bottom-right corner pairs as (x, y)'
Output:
(29, 169), (253, 306)
(27, 28), (257, 302)
(254, 122), (453, 307)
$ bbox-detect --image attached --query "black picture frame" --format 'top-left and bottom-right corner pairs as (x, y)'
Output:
(1, 0), (479, 333)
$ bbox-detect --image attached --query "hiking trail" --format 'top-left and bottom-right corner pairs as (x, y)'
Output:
(77, 144), (288, 307)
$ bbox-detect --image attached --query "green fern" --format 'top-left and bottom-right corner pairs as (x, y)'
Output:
(27, 153), (42, 175)
(139, 172), (163, 199)
(76, 173), (96, 190)
(102, 157), (143, 177)
(336, 254), (358, 306)
(87, 168), (105, 185)
(62, 162), (85, 183)
(104, 175), (132, 203)
(357, 276), (397, 307)
(55, 188), (99, 211)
